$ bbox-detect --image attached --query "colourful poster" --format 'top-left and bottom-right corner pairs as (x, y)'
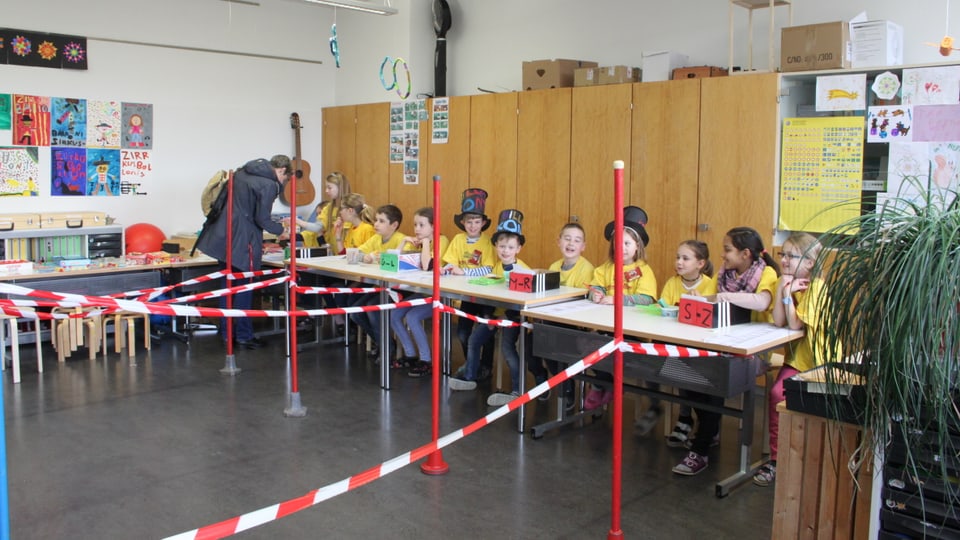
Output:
(12, 94), (51, 146)
(85, 100), (121, 148)
(86, 148), (121, 196)
(901, 66), (960, 106)
(883, 142), (960, 208)
(121, 102), (153, 149)
(50, 97), (87, 147)
(51, 147), (87, 195)
(815, 73), (867, 112)
(0, 146), (40, 197)
(866, 105), (912, 143)
(120, 149), (152, 195)
(0, 94), (10, 130)
(778, 116), (865, 232)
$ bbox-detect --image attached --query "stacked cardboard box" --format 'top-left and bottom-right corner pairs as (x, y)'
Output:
(781, 21), (850, 72)
(522, 59), (598, 90)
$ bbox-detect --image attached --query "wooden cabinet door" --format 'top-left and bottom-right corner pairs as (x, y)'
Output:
(321, 105), (357, 186)
(570, 84), (633, 266)
(354, 102), (390, 206)
(517, 88), (572, 268)
(698, 73), (780, 253)
(422, 96), (472, 234)
(631, 79), (701, 290)
(469, 93), (518, 225)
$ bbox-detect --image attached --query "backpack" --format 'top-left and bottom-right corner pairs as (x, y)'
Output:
(191, 170), (231, 256)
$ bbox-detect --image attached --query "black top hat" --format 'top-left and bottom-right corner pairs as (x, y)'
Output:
(454, 187), (491, 232)
(604, 206), (649, 246)
(93, 159), (110, 166)
(490, 209), (525, 246)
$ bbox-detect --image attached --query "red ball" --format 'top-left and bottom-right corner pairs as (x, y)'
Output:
(125, 222), (166, 253)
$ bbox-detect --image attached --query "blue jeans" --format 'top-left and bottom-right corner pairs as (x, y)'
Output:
(218, 262), (254, 342)
(391, 300), (433, 361)
(501, 317), (547, 394)
(457, 302), (495, 370)
(348, 292), (382, 345)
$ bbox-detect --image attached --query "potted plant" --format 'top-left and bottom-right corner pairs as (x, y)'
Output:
(816, 177), (960, 528)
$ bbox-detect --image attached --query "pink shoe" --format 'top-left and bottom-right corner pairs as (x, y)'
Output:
(583, 387), (612, 410)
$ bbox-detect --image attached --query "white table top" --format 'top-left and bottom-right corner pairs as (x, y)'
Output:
(522, 299), (803, 356)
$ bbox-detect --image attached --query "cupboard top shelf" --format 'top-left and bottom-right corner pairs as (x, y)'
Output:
(731, 0), (790, 9)
(0, 225), (123, 240)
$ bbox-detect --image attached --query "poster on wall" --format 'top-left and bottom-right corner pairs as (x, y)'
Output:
(120, 149), (152, 195)
(121, 102), (153, 149)
(0, 146), (40, 196)
(12, 94), (51, 146)
(432, 97), (448, 144)
(50, 97), (87, 147)
(389, 102), (403, 163)
(883, 141), (960, 208)
(51, 147), (87, 195)
(778, 116), (865, 233)
(0, 94), (10, 130)
(901, 66), (960, 106)
(912, 104), (960, 142)
(86, 148), (121, 196)
(815, 73), (866, 112)
(866, 105), (912, 143)
(402, 101), (421, 184)
(85, 100), (121, 148)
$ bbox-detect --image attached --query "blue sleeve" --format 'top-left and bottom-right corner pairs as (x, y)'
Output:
(463, 266), (493, 277)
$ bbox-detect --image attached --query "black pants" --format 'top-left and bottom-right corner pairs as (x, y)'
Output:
(688, 391), (724, 455)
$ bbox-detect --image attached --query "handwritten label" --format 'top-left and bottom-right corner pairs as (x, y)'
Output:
(679, 296), (715, 328)
(509, 271), (534, 293)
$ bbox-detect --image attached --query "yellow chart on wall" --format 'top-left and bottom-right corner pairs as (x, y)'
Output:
(778, 116), (864, 233)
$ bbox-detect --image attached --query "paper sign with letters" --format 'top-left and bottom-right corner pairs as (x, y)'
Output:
(380, 251), (420, 272)
(678, 294), (752, 328)
(508, 269), (560, 293)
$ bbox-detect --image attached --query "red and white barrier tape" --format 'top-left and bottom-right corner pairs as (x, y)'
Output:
(292, 285), (383, 295)
(110, 268), (287, 300)
(156, 276), (290, 305)
(435, 302), (531, 329)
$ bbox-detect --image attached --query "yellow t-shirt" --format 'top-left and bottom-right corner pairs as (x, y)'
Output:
(549, 256), (595, 289)
(402, 235), (450, 270)
(659, 274), (718, 306)
(358, 230), (405, 254)
(753, 266), (779, 323)
(591, 260), (657, 303)
(784, 277), (834, 372)
(343, 222), (375, 251)
(441, 233), (495, 269)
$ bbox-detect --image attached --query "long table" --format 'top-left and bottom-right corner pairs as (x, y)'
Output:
(521, 299), (803, 497)
(288, 255), (587, 430)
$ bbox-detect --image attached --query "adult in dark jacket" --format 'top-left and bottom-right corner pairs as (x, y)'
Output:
(196, 155), (290, 348)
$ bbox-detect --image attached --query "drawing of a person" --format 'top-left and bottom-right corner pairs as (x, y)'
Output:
(128, 114), (144, 147)
(18, 113), (37, 145)
(91, 159), (118, 196)
(96, 122), (112, 146)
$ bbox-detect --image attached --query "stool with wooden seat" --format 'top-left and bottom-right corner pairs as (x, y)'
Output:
(51, 306), (101, 362)
(1, 308), (43, 383)
(102, 311), (151, 356)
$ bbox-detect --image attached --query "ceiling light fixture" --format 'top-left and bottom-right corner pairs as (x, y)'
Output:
(301, 0), (397, 16)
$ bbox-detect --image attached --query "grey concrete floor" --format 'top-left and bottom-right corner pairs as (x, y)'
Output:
(2, 324), (773, 539)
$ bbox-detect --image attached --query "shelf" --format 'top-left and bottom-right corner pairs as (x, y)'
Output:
(729, 0), (793, 72)
(731, 0), (790, 9)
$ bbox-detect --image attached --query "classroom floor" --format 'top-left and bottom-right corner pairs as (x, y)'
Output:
(2, 322), (775, 540)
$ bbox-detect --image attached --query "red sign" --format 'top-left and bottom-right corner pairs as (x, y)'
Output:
(679, 296), (715, 328)
(509, 271), (534, 293)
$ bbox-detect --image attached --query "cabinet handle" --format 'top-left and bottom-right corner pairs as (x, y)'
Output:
(698, 223), (710, 232)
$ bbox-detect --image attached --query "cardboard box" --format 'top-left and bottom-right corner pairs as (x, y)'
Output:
(672, 66), (728, 80)
(641, 51), (688, 82)
(39, 211), (108, 229)
(0, 213), (41, 231)
(780, 21), (850, 72)
(850, 20), (903, 68)
(574, 67), (598, 87)
(678, 294), (752, 328)
(508, 269), (560, 293)
(0, 259), (34, 276)
(379, 251), (421, 272)
(522, 59), (598, 90)
(598, 65), (641, 85)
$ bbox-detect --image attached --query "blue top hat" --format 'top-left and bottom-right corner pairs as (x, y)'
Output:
(454, 187), (491, 231)
(491, 208), (525, 246)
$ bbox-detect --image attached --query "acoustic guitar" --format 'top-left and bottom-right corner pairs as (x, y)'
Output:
(281, 112), (316, 207)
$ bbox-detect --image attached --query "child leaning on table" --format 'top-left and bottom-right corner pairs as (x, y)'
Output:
(348, 204), (406, 359)
(389, 207), (449, 377)
(754, 232), (829, 487)
(657, 240), (717, 445)
(584, 206), (658, 411)
(672, 226), (779, 477)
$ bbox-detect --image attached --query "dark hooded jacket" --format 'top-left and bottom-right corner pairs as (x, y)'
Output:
(195, 158), (284, 271)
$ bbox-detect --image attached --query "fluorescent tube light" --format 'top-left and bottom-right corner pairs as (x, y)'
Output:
(302, 0), (397, 15)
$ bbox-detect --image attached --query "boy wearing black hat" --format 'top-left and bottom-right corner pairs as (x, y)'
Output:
(449, 210), (549, 405)
(443, 188), (497, 379)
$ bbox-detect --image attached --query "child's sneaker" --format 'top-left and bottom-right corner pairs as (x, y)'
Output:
(672, 451), (709, 476)
(583, 387), (612, 410)
(448, 377), (477, 391)
(753, 463), (776, 487)
(534, 376), (551, 402)
(407, 361), (432, 378)
(487, 391), (520, 407)
(390, 356), (418, 369)
(666, 421), (693, 447)
(634, 408), (661, 436)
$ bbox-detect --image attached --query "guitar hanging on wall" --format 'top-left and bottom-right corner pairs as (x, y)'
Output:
(281, 112), (316, 207)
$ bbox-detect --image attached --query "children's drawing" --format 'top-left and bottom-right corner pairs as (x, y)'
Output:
(86, 148), (121, 196)
(871, 71), (901, 100)
(12, 94), (51, 146)
(816, 74), (867, 111)
(883, 141), (960, 208)
(913, 104), (960, 141)
(0, 146), (40, 196)
(122, 102), (153, 149)
(51, 147), (87, 195)
(50, 97), (87, 147)
(867, 106), (913, 143)
(85, 100), (121, 148)
(0, 94), (11, 130)
(901, 66), (960, 105)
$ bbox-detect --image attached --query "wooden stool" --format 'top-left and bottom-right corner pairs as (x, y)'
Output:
(52, 307), (101, 362)
(1, 309), (43, 383)
(102, 311), (151, 356)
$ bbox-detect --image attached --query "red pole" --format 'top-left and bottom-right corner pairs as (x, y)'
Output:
(421, 174), (449, 475)
(225, 170), (235, 357)
(608, 160), (625, 539)
(288, 165), (299, 395)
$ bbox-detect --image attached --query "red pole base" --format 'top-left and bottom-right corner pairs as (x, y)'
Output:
(607, 529), (624, 539)
(419, 451), (450, 475)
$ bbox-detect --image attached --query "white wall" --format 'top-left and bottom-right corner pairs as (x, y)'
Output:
(2, 0), (958, 238)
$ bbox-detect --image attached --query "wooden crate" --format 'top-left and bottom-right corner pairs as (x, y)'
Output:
(772, 404), (875, 539)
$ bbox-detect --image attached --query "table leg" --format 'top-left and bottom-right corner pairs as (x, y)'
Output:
(517, 328), (526, 433)
(380, 285), (390, 390)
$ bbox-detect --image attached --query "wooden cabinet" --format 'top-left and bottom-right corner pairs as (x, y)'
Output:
(469, 93), (518, 216)
(321, 105), (357, 188)
(698, 73), (780, 252)
(354, 102), (390, 203)
(423, 96), (472, 235)
(631, 79), (701, 285)
(571, 84), (634, 266)
(517, 88), (572, 268)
